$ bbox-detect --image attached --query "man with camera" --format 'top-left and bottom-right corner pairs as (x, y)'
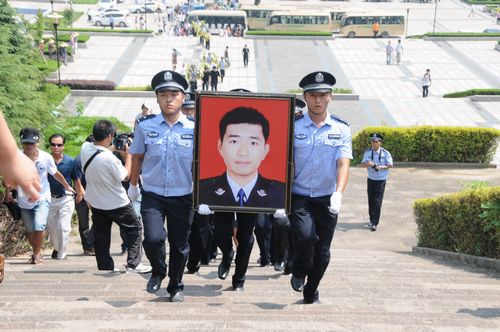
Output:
(360, 133), (393, 232)
(80, 120), (148, 273)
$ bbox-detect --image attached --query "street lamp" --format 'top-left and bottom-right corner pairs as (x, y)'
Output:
(47, 13), (64, 86)
(405, 8), (409, 38)
(49, 0), (54, 13)
(433, 0), (439, 33)
(144, 2), (148, 30)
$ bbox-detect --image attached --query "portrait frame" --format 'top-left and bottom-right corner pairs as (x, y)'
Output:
(194, 91), (295, 214)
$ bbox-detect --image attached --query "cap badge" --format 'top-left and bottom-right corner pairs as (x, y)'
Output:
(164, 71), (173, 81)
(215, 188), (225, 196)
(257, 190), (267, 197)
(185, 94), (191, 100)
(315, 73), (324, 83)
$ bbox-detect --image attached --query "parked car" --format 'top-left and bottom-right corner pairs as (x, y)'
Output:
(97, 0), (117, 9)
(88, 6), (125, 20)
(483, 28), (500, 33)
(128, 2), (162, 14)
(92, 12), (129, 27)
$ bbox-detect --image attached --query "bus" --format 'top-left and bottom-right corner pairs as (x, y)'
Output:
(241, 5), (286, 30)
(187, 10), (247, 35)
(265, 11), (332, 33)
(339, 12), (405, 38)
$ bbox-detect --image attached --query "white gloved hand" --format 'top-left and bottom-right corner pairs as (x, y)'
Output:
(198, 204), (214, 215)
(329, 192), (342, 215)
(127, 184), (140, 202)
(273, 209), (287, 219)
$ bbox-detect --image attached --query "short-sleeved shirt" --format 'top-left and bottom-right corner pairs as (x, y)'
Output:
(80, 142), (129, 210)
(129, 113), (194, 197)
(362, 148), (393, 181)
(48, 154), (79, 197)
(292, 112), (353, 197)
(422, 73), (431, 86)
(18, 149), (58, 209)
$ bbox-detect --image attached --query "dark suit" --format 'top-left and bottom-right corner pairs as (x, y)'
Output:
(199, 173), (286, 209)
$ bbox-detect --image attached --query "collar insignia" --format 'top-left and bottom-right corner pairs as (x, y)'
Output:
(315, 72), (324, 83)
(215, 188), (225, 196)
(257, 189), (267, 197)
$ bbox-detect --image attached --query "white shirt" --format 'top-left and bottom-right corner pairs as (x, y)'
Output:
(396, 44), (403, 54)
(18, 149), (57, 209)
(80, 142), (129, 210)
(226, 173), (258, 203)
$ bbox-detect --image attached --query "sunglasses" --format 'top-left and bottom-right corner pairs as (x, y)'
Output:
(50, 143), (64, 147)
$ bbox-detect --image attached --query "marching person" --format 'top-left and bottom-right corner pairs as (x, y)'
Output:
(128, 70), (194, 302)
(289, 71), (352, 304)
(360, 133), (393, 232)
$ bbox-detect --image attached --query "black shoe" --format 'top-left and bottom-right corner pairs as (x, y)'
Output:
(283, 265), (292, 275)
(170, 290), (184, 303)
(290, 275), (305, 292)
(303, 290), (320, 304)
(232, 285), (244, 292)
(274, 261), (285, 272)
(218, 261), (230, 280)
(146, 274), (164, 294)
(371, 224), (377, 232)
(51, 250), (58, 259)
(186, 264), (200, 274)
(120, 247), (127, 256)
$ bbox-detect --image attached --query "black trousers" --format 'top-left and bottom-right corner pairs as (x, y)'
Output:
(141, 192), (193, 293)
(254, 214), (271, 265)
(271, 215), (291, 265)
(367, 178), (386, 226)
(75, 199), (94, 250)
(187, 212), (212, 271)
(91, 203), (142, 271)
(290, 194), (337, 299)
(214, 212), (257, 288)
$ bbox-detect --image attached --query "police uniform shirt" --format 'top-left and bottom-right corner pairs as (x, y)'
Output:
(292, 112), (352, 197)
(362, 147), (393, 181)
(129, 113), (194, 197)
(48, 154), (78, 196)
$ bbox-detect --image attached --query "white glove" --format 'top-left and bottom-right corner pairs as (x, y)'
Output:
(198, 204), (214, 215)
(273, 209), (287, 219)
(329, 192), (342, 215)
(127, 184), (140, 202)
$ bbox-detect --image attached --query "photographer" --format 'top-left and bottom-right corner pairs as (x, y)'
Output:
(80, 120), (149, 273)
(360, 133), (393, 232)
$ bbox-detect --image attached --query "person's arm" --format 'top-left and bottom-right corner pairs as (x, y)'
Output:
(359, 160), (375, 168)
(53, 171), (76, 194)
(129, 154), (144, 187)
(0, 113), (41, 201)
(335, 158), (350, 193)
(74, 178), (85, 203)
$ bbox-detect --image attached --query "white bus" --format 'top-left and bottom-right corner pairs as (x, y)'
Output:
(241, 5), (286, 30)
(339, 12), (405, 38)
(187, 10), (247, 35)
(266, 11), (332, 33)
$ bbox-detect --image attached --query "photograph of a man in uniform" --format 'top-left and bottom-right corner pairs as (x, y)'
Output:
(199, 107), (286, 209)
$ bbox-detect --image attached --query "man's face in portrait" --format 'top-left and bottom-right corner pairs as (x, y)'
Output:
(218, 123), (270, 181)
(156, 90), (184, 116)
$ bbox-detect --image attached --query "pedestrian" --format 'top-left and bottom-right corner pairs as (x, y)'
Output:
(202, 66), (210, 90)
(139, 15), (145, 30)
(47, 39), (56, 58)
(209, 65), (220, 91)
(109, 15), (114, 30)
(134, 102), (154, 129)
(497, 10), (500, 24)
(205, 34), (210, 50)
(188, 65), (198, 91)
(46, 134), (84, 260)
(422, 68), (431, 97)
(128, 70), (194, 302)
(172, 48), (178, 70)
(385, 41), (393, 65)
(242, 44), (249, 67)
(468, 5), (475, 17)
(59, 42), (68, 65)
(289, 71), (352, 304)
(360, 133), (393, 232)
(80, 120), (149, 274)
(224, 45), (229, 62)
(396, 39), (403, 65)
(219, 57), (226, 83)
(69, 32), (79, 56)
(87, 8), (91, 23)
(372, 20), (380, 38)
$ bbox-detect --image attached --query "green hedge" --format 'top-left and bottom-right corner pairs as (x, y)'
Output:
(465, 0), (500, 4)
(246, 30), (332, 36)
(352, 126), (500, 164)
(414, 187), (500, 259)
(56, 27), (154, 34)
(444, 89), (500, 98)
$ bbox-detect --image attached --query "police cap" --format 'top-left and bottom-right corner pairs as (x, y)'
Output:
(19, 127), (41, 144)
(295, 98), (306, 109)
(182, 91), (195, 109)
(370, 133), (383, 142)
(230, 88), (252, 93)
(299, 71), (336, 93)
(151, 70), (188, 93)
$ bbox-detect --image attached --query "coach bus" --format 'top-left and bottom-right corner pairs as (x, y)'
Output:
(265, 11), (332, 33)
(187, 10), (247, 34)
(241, 5), (285, 30)
(339, 12), (405, 38)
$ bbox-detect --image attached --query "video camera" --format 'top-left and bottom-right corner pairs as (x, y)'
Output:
(113, 132), (134, 151)
(371, 164), (379, 172)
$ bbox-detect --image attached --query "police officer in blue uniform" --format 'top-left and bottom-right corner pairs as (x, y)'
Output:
(128, 70), (194, 302)
(181, 91), (196, 120)
(360, 133), (393, 232)
(290, 71), (352, 304)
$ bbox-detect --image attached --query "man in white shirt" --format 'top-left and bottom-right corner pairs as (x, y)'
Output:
(396, 39), (403, 65)
(80, 119), (150, 273)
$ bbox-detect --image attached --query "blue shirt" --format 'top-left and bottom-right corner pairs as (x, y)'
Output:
(292, 112), (352, 197)
(130, 113), (195, 197)
(362, 147), (393, 181)
(48, 154), (79, 196)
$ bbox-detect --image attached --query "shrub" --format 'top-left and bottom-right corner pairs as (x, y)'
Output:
(246, 30), (332, 37)
(352, 126), (500, 164)
(57, 27), (154, 34)
(443, 89), (500, 98)
(45, 79), (116, 90)
(414, 187), (500, 259)
(0, 193), (30, 257)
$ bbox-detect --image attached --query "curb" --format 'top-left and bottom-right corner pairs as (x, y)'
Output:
(412, 246), (500, 273)
(395, 162), (498, 169)
(423, 36), (500, 41)
(470, 95), (500, 102)
(245, 35), (335, 40)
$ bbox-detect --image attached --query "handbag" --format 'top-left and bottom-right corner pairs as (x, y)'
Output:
(4, 200), (21, 221)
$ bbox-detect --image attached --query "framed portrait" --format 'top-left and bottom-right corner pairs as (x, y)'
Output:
(194, 91), (295, 214)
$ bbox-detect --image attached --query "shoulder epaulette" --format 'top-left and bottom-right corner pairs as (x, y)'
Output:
(138, 114), (156, 123)
(294, 113), (304, 121)
(330, 114), (349, 126)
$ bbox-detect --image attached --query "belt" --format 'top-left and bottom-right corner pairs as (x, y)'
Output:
(51, 193), (74, 198)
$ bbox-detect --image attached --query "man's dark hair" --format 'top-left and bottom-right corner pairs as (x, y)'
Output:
(49, 133), (65, 144)
(219, 107), (270, 142)
(92, 119), (116, 141)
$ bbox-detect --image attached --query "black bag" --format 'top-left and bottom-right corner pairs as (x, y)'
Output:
(4, 200), (21, 221)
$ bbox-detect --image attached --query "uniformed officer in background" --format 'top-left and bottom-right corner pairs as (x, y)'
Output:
(128, 70), (194, 303)
(360, 133), (393, 232)
(289, 71), (352, 304)
(181, 91), (195, 120)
